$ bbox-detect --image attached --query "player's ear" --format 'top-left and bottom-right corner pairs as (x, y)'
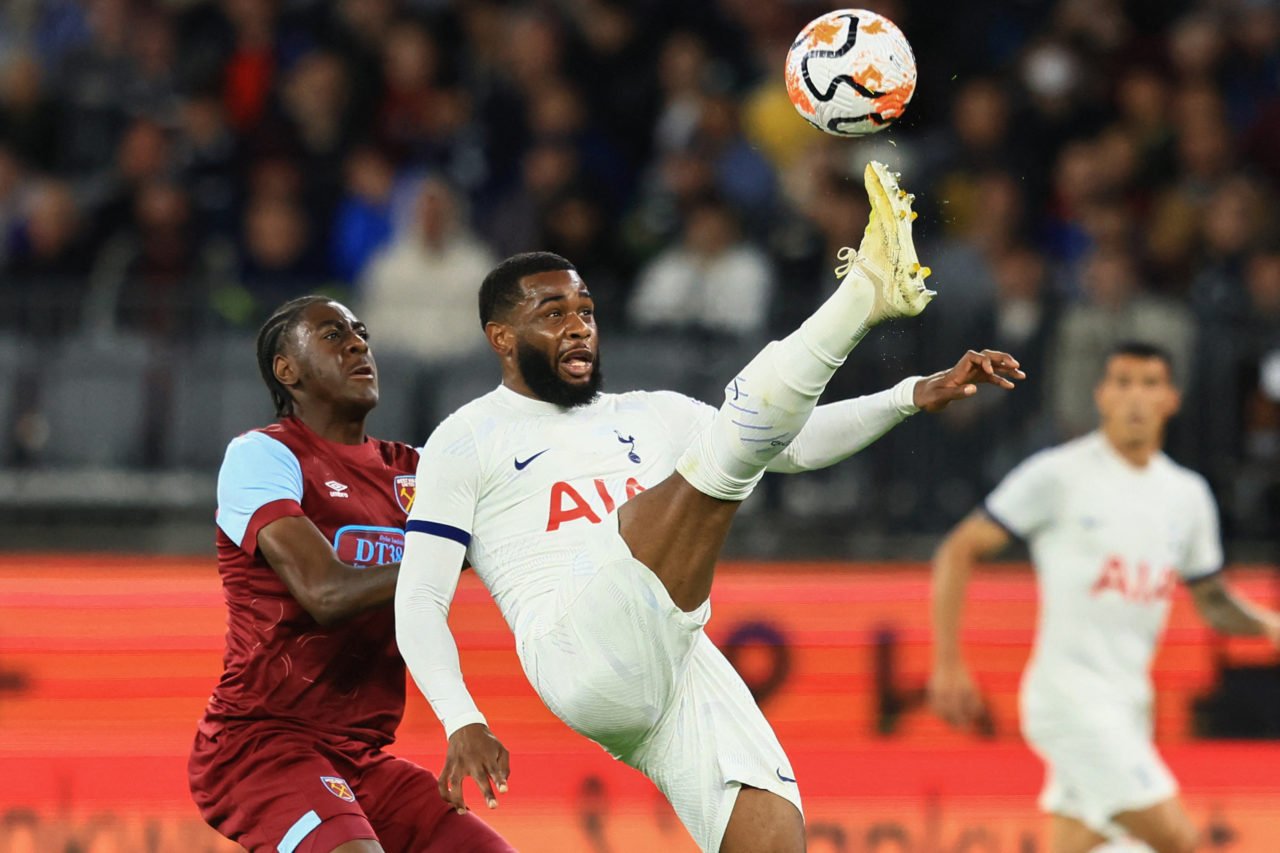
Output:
(485, 321), (514, 358)
(274, 352), (299, 390)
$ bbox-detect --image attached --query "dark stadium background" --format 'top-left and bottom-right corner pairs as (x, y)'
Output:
(0, 0), (1277, 850)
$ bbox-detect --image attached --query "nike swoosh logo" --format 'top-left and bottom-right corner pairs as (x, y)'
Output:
(776, 768), (796, 783)
(514, 449), (550, 470)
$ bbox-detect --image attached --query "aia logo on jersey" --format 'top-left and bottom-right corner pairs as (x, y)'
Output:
(393, 475), (416, 514)
(325, 480), (350, 499)
(546, 478), (647, 531)
(1090, 556), (1177, 603)
(320, 776), (356, 802)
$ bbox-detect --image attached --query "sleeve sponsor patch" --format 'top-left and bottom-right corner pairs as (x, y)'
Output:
(333, 525), (405, 567)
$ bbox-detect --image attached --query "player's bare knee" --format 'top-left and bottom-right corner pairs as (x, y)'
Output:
(1164, 826), (1199, 853)
(1132, 824), (1198, 853)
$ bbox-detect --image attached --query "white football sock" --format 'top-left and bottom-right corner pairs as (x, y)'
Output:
(677, 264), (877, 500)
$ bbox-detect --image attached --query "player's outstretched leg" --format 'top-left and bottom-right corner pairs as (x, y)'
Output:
(676, 160), (933, 502)
(619, 161), (931, 612)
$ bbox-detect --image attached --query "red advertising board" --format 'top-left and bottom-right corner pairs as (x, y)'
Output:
(0, 556), (1277, 851)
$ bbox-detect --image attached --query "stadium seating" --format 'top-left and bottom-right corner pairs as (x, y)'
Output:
(37, 333), (154, 468)
(165, 336), (273, 469)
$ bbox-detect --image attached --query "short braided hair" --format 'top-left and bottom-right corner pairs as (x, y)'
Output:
(256, 295), (333, 417)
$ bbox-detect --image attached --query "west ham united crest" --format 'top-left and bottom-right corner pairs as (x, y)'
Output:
(320, 776), (356, 802)
(393, 475), (416, 514)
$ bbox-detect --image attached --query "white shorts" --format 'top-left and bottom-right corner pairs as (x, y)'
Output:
(1022, 702), (1178, 836)
(518, 548), (803, 852)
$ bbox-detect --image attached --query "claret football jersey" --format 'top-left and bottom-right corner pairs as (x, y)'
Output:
(199, 416), (420, 744)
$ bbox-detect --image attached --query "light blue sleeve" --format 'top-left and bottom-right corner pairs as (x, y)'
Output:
(216, 432), (304, 548)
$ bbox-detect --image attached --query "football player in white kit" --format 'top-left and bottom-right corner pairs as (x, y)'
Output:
(395, 162), (1025, 853)
(928, 342), (1280, 853)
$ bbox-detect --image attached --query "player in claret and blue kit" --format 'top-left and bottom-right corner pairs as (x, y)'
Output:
(188, 296), (514, 853)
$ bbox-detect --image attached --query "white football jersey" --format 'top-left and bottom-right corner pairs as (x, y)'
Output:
(985, 432), (1222, 714)
(410, 384), (715, 641)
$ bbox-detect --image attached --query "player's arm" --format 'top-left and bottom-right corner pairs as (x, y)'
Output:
(217, 432), (397, 627)
(1180, 478), (1280, 647)
(767, 349), (1024, 473)
(257, 517), (398, 627)
(1188, 575), (1280, 644)
(928, 510), (1012, 728)
(396, 418), (509, 814)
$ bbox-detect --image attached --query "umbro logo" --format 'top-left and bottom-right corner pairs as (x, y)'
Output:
(326, 480), (350, 499)
(514, 449), (550, 471)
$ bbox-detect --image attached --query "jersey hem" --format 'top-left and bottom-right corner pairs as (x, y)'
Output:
(981, 501), (1025, 541)
(1182, 565), (1224, 585)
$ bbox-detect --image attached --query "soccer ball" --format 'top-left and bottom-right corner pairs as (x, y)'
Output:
(785, 9), (917, 137)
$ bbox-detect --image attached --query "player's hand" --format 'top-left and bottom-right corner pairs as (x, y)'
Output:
(440, 723), (510, 814)
(914, 350), (1025, 413)
(927, 662), (985, 729)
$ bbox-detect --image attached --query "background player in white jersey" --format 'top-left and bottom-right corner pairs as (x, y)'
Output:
(396, 162), (1025, 853)
(928, 342), (1280, 853)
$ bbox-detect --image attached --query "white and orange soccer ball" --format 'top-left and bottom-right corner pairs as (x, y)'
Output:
(785, 9), (917, 137)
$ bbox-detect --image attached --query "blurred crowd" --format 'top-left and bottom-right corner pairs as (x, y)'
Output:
(1, 0), (1279, 539)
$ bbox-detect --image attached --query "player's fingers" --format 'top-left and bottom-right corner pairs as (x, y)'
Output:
(446, 766), (468, 813)
(495, 749), (511, 793)
(980, 349), (1020, 369)
(438, 757), (456, 798)
(472, 763), (498, 809)
(956, 350), (990, 379)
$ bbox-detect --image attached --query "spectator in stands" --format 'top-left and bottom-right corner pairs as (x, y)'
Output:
(331, 147), (396, 284)
(652, 32), (713, 156)
(628, 192), (771, 338)
(4, 180), (91, 335)
(525, 79), (626, 204)
(768, 170), (869, 341)
(921, 78), (1023, 226)
(174, 93), (240, 239)
(217, 0), (283, 133)
(537, 186), (627, 334)
(690, 88), (776, 232)
(0, 146), (28, 272)
(55, 0), (138, 175)
(270, 50), (355, 219)
(1192, 245), (1280, 496)
(376, 21), (441, 162)
(1189, 176), (1274, 322)
(484, 138), (580, 259)
(0, 54), (58, 172)
(220, 192), (322, 328)
(125, 11), (180, 122)
(85, 181), (234, 339)
(84, 118), (172, 250)
(1050, 249), (1195, 438)
(1115, 68), (1177, 190)
(359, 175), (496, 361)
